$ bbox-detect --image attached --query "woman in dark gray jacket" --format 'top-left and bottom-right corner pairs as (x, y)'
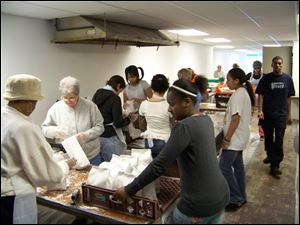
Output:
(114, 79), (230, 224)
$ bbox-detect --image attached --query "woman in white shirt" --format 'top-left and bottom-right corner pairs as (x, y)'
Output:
(219, 68), (255, 211)
(42, 76), (104, 165)
(1, 74), (74, 224)
(123, 65), (153, 130)
(139, 74), (171, 158)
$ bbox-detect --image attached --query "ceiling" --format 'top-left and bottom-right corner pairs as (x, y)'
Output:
(1, 1), (299, 50)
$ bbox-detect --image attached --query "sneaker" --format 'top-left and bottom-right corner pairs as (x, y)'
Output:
(263, 156), (270, 164)
(270, 167), (281, 179)
(225, 203), (240, 211)
(225, 201), (246, 211)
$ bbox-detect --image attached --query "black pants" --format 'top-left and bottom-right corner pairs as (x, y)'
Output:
(1, 196), (15, 224)
(262, 118), (286, 168)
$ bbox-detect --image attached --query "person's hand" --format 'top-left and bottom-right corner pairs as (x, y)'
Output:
(257, 111), (264, 120)
(287, 116), (293, 125)
(129, 112), (138, 122)
(54, 127), (67, 140)
(74, 164), (91, 171)
(66, 158), (77, 169)
(222, 138), (230, 149)
(113, 187), (129, 202)
(76, 132), (87, 143)
(123, 102), (129, 110)
(132, 98), (139, 103)
(132, 98), (144, 103)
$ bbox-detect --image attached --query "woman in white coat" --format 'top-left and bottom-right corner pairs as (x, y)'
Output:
(1, 74), (74, 224)
(42, 76), (105, 165)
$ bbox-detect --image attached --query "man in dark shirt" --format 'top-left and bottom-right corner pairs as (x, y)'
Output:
(256, 56), (295, 179)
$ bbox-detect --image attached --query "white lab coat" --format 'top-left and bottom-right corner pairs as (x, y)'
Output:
(1, 105), (69, 223)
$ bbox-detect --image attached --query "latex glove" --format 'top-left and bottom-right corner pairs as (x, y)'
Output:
(54, 127), (67, 140)
(76, 132), (87, 143)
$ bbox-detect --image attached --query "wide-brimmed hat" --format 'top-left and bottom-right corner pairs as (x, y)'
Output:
(3, 74), (43, 101)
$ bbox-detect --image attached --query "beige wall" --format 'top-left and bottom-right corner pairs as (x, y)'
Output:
(263, 46), (293, 75)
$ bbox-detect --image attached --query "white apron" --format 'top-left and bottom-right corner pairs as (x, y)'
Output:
(13, 193), (37, 224)
(106, 122), (127, 152)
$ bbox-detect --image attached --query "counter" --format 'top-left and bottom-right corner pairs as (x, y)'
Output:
(37, 169), (180, 224)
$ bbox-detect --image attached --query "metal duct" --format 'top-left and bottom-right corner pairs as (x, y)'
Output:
(52, 16), (178, 47)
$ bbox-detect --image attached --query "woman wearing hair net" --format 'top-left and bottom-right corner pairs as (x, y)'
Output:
(1, 74), (75, 224)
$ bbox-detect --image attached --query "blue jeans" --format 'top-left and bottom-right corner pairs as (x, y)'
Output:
(145, 139), (166, 158)
(219, 150), (246, 205)
(89, 153), (102, 166)
(100, 136), (126, 162)
(165, 206), (224, 224)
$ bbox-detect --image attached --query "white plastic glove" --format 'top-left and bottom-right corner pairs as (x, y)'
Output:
(54, 127), (68, 140)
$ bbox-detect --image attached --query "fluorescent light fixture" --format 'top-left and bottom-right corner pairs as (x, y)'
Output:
(204, 38), (231, 43)
(167, 29), (209, 36)
(234, 49), (249, 52)
(214, 45), (235, 49)
(263, 44), (282, 47)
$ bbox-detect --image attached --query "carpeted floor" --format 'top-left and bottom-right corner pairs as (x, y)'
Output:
(222, 117), (298, 224)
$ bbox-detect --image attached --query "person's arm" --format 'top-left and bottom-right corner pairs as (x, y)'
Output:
(257, 94), (264, 120)
(145, 86), (153, 99)
(138, 102), (147, 132)
(18, 125), (69, 186)
(77, 102), (104, 143)
(113, 122), (191, 201)
(41, 105), (67, 140)
(287, 97), (292, 125)
(139, 115), (147, 132)
(112, 97), (130, 128)
(223, 113), (240, 149)
(123, 92), (129, 110)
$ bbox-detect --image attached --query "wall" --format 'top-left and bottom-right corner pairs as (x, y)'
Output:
(292, 41), (299, 96)
(1, 14), (213, 125)
(291, 41), (299, 120)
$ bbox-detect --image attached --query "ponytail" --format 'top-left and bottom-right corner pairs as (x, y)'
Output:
(137, 67), (144, 80)
(125, 65), (144, 82)
(244, 81), (255, 106)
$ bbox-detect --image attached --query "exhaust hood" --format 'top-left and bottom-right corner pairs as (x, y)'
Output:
(52, 16), (178, 47)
